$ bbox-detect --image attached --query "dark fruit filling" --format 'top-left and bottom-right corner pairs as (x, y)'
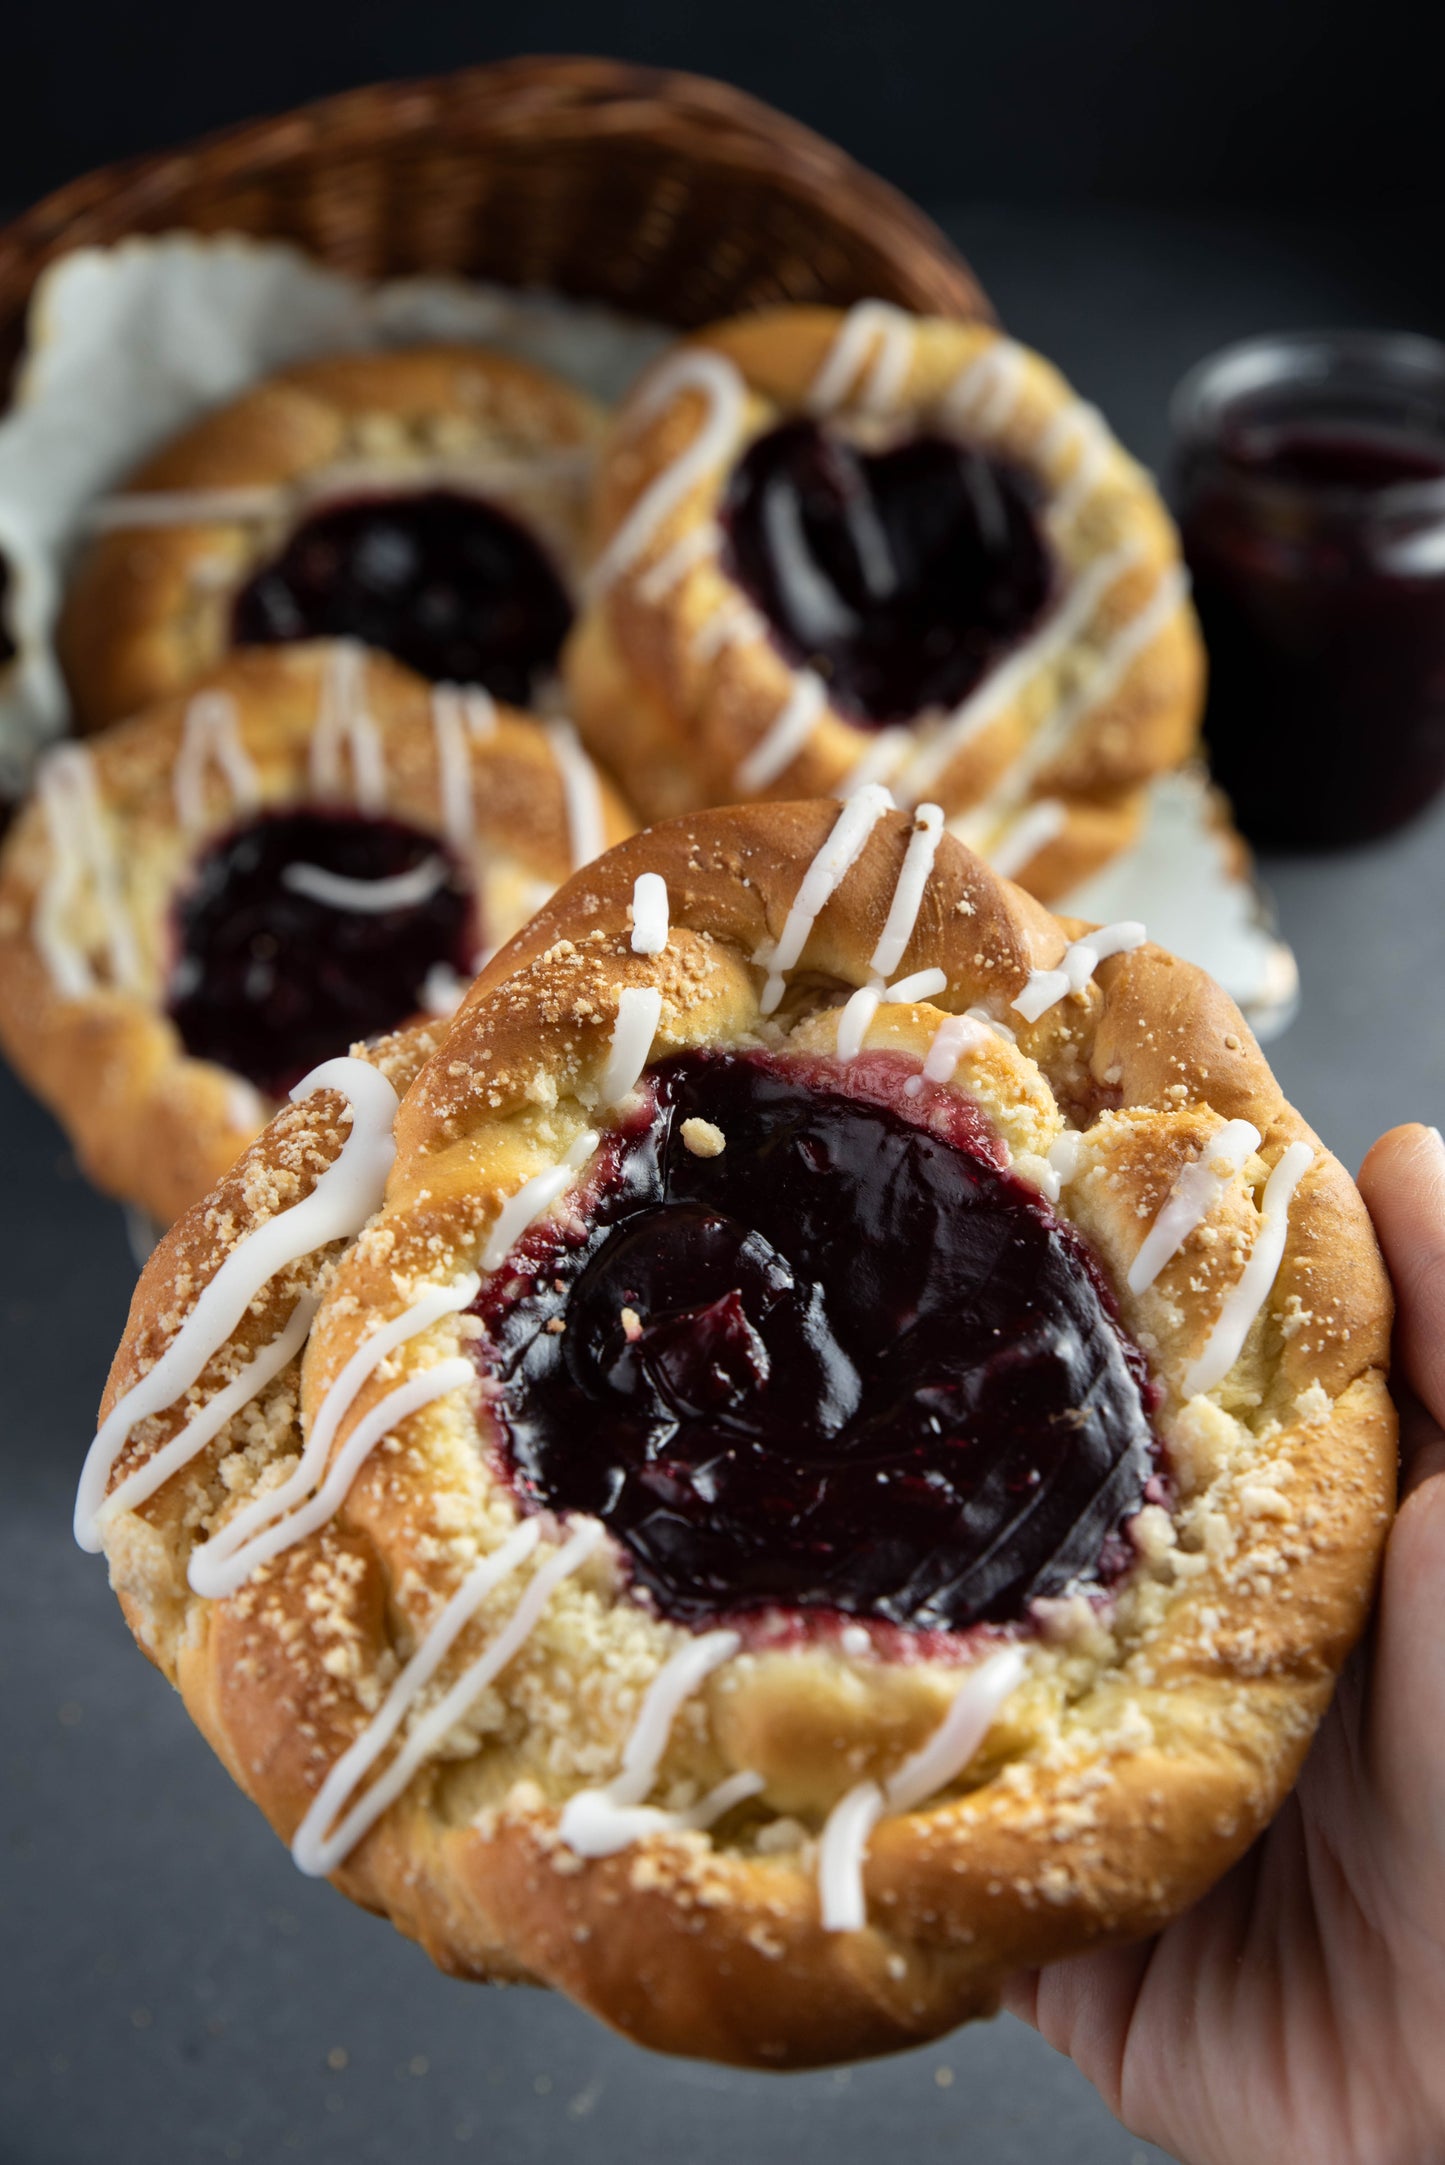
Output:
(478, 1050), (1157, 1633)
(232, 490), (572, 702)
(167, 808), (474, 1097)
(721, 419), (1054, 727)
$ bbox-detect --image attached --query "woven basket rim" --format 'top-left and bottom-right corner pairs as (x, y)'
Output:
(0, 54), (988, 341)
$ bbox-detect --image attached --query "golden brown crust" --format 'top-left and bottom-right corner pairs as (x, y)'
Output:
(59, 345), (604, 731)
(90, 803), (1392, 2067)
(0, 644), (631, 1222)
(565, 307), (1204, 900)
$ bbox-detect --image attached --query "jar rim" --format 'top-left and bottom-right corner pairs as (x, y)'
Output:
(1171, 329), (1445, 514)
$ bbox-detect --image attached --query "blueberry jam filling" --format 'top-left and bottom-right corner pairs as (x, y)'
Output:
(478, 1050), (1158, 1633)
(232, 490), (573, 703)
(166, 808), (474, 1098)
(720, 420), (1054, 727)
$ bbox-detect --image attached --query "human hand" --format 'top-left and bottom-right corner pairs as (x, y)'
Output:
(1003, 1123), (1445, 2165)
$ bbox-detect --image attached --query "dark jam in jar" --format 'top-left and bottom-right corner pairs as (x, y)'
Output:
(1172, 332), (1445, 846)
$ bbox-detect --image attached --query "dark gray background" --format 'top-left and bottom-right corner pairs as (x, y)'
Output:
(6, 0), (1445, 215)
(5, 194), (1445, 2165)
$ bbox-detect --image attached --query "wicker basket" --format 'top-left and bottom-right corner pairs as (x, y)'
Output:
(0, 55), (989, 386)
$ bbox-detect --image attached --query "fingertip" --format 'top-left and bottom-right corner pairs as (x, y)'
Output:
(1359, 1120), (1444, 1202)
(1358, 1121), (1445, 1442)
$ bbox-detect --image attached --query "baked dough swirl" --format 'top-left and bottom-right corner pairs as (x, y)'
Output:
(59, 345), (602, 731)
(0, 643), (629, 1222)
(83, 799), (1392, 2067)
(566, 306), (1205, 898)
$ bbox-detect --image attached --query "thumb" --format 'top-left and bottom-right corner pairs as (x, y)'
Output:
(1357, 1122), (1445, 1492)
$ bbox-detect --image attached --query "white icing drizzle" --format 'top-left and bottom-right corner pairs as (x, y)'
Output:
(834, 802), (948, 1060)
(597, 986), (662, 1107)
(480, 1128), (601, 1276)
(1184, 1141), (1314, 1397)
(629, 873), (669, 956)
(197, 1357), (475, 1599)
(430, 683), (497, 859)
(1039, 565), (1190, 757)
(837, 726), (909, 799)
(967, 1004), (1017, 1044)
(1012, 921), (1146, 1024)
(33, 744), (141, 997)
(1030, 1137), (1084, 1205)
(692, 597), (766, 663)
(836, 970), (945, 1059)
(420, 962), (470, 1017)
(839, 1624), (872, 1658)
(544, 719), (606, 871)
(292, 1516), (606, 1878)
(886, 1645), (1028, 1813)
(74, 1057), (400, 1552)
(806, 302), (916, 419)
(736, 671), (829, 792)
(558, 1629), (764, 1858)
(1127, 1120), (1262, 1296)
(188, 1272), (482, 1599)
(892, 545), (1142, 803)
(1041, 401), (1116, 527)
(883, 967), (948, 1003)
(816, 1783), (887, 1936)
(86, 486), (283, 530)
(89, 447), (592, 537)
(755, 785), (894, 1014)
(310, 643), (387, 811)
(902, 1011), (990, 1097)
(986, 798), (1067, 880)
(835, 985), (883, 1063)
(93, 1295), (320, 1540)
(939, 338), (1028, 437)
(173, 690), (260, 833)
(817, 1646), (1025, 1933)
(587, 352), (748, 596)
(560, 1771), (766, 1860)
(280, 856), (449, 913)
(637, 522), (718, 605)
(869, 802), (944, 979)
(1047, 1129), (1087, 1187)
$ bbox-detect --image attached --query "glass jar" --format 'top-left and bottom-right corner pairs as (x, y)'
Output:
(1171, 330), (1445, 848)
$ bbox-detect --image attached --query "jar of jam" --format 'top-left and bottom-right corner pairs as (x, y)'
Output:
(1172, 330), (1445, 847)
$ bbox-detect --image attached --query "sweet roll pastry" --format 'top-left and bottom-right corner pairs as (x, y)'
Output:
(0, 643), (629, 1222)
(59, 346), (602, 731)
(566, 305), (1205, 898)
(79, 797), (1393, 2066)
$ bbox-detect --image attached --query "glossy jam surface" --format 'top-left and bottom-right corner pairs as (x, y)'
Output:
(167, 809), (473, 1097)
(1177, 418), (1445, 845)
(479, 1050), (1156, 1632)
(232, 490), (572, 702)
(721, 419), (1053, 727)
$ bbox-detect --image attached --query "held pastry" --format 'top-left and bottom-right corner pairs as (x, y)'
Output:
(80, 797), (1393, 2067)
(59, 345), (603, 731)
(566, 305), (1205, 898)
(0, 643), (629, 1223)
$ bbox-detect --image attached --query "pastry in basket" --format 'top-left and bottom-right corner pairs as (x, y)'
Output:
(59, 345), (602, 731)
(566, 305), (1204, 899)
(77, 793), (1393, 2066)
(0, 642), (628, 1223)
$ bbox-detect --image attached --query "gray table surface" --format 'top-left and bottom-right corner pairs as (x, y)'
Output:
(5, 205), (1444, 2165)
